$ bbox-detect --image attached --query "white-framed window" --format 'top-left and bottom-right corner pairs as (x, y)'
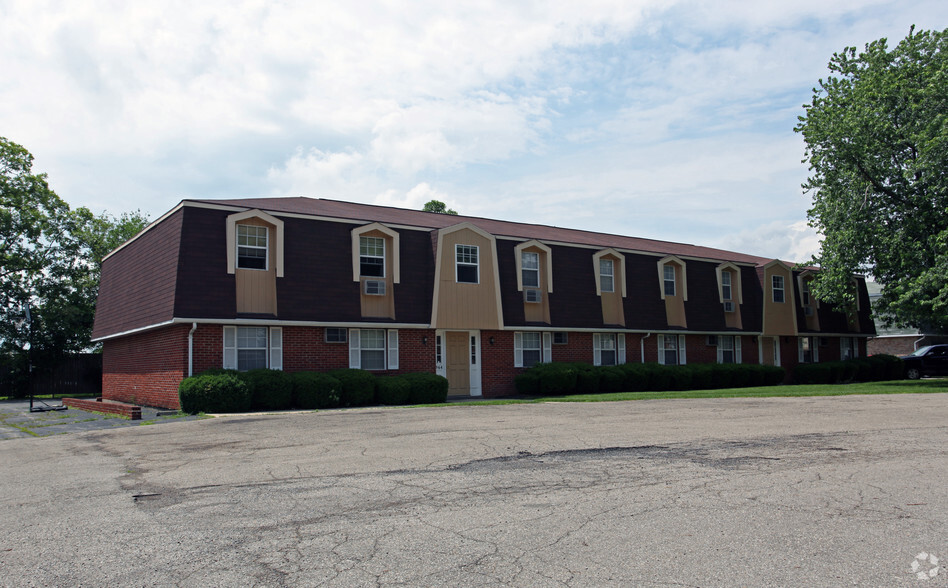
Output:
(772, 275), (785, 303)
(599, 259), (614, 293)
(522, 251), (540, 289)
(840, 337), (857, 361)
(801, 280), (810, 306)
(349, 329), (399, 370)
(325, 328), (347, 343)
(721, 271), (732, 301)
(236, 225), (268, 270)
(514, 332), (553, 368)
(553, 332), (568, 345)
(435, 335), (443, 367)
(717, 335), (742, 364)
(707, 335), (718, 346)
(657, 334), (686, 365)
(798, 336), (817, 363)
(593, 333), (626, 366)
(456, 244), (479, 283)
(664, 264), (676, 297)
(359, 236), (385, 277)
(223, 326), (282, 371)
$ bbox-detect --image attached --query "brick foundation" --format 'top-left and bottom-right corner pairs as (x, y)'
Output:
(63, 397), (142, 420)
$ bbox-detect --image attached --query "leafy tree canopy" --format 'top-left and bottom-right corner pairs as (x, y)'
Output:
(422, 199), (458, 215)
(796, 26), (948, 332)
(1, 137), (149, 390)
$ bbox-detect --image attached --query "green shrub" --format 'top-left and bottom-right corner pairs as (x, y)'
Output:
(402, 372), (449, 404)
(645, 363), (674, 391)
(619, 363), (651, 391)
(329, 369), (378, 406)
(575, 364), (601, 394)
(178, 373), (251, 414)
(291, 371), (341, 409)
(793, 362), (833, 385)
(241, 369), (295, 410)
(377, 375), (412, 405)
(848, 359), (874, 382)
(742, 364), (765, 388)
(870, 354), (904, 380)
(688, 364), (714, 390)
(514, 370), (541, 395)
(762, 365), (786, 386)
(534, 363), (578, 395)
(598, 366), (625, 393)
(667, 365), (693, 391)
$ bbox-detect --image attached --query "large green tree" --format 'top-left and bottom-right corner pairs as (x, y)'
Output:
(796, 26), (948, 332)
(422, 199), (458, 215)
(1, 137), (148, 392)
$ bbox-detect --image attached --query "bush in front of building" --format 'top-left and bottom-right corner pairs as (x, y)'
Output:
(402, 372), (449, 404)
(292, 371), (342, 409)
(376, 375), (412, 405)
(514, 370), (541, 395)
(532, 362), (579, 395)
(794, 355), (903, 385)
(872, 354), (904, 380)
(178, 372), (251, 414)
(241, 369), (295, 410)
(329, 368), (378, 406)
(574, 364), (601, 393)
(597, 366), (625, 393)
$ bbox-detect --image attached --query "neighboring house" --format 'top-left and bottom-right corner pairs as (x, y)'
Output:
(866, 282), (948, 356)
(91, 198), (876, 409)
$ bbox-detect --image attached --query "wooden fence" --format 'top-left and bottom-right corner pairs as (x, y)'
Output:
(29, 354), (103, 397)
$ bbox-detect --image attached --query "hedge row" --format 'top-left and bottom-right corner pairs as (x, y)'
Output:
(792, 354), (903, 385)
(178, 369), (449, 414)
(514, 362), (786, 396)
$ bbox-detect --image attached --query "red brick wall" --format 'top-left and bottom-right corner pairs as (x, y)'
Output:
(102, 325), (190, 409)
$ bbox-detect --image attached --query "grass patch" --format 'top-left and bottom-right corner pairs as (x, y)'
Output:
(455, 379), (948, 405)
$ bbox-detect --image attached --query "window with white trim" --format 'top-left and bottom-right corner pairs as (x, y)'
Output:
(840, 337), (857, 361)
(721, 271), (732, 301)
(801, 280), (810, 306)
(798, 336), (817, 363)
(223, 326), (282, 371)
(658, 334), (686, 365)
(237, 225), (268, 270)
(664, 264), (676, 296)
(717, 335), (742, 364)
(593, 333), (625, 366)
(349, 329), (399, 370)
(772, 275), (785, 303)
(514, 332), (553, 368)
(599, 259), (614, 293)
(521, 332), (542, 368)
(553, 332), (568, 345)
(325, 327), (347, 343)
(522, 251), (540, 289)
(359, 236), (385, 277)
(456, 244), (479, 283)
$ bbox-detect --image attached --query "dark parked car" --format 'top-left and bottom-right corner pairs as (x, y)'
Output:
(901, 345), (948, 379)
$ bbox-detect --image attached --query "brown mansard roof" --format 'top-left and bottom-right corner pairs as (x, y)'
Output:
(190, 197), (776, 266)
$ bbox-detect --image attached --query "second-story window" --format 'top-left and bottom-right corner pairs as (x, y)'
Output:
(237, 225), (268, 270)
(360, 236), (385, 277)
(721, 271), (732, 300)
(522, 251), (540, 288)
(802, 281), (810, 305)
(772, 275), (785, 303)
(664, 264), (676, 296)
(599, 258), (614, 293)
(456, 244), (479, 283)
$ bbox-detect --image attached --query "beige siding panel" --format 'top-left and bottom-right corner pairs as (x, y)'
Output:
(359, 229), (396, 319)
(235, 218), (277, 315)
(762, 265), (796, 336)
(724, 305), (743, 329)
(522, 246), (551, 324)
(435, 229), (501, 330)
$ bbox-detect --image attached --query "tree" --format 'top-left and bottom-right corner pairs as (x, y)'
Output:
(0, 137), (149, 394)
(795, 26), (948, 332)
(422, 200), (458, 215)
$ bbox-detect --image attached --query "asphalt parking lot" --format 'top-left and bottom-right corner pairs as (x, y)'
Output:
(1, 393), (946, 587)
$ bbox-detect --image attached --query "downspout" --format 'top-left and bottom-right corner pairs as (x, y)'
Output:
(640, 333), (651, 363)
(188, 322), (198, 377)
(913, 335), (926, 351)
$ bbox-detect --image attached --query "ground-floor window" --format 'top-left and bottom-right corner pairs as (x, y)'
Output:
(840, 337), (857, 361)
(514, 332), (552, 368)
(798, 336), (818, 363)
(223, 326), (282, 371)
(658, 334), (686, 365)
(349, 329), (398, 370)
(594, 333), (626, 366)
(717, 335), (742, 364)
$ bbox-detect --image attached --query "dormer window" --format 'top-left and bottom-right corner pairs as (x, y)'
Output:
(522, 251), (540, 288)
(360, 236), (385, 277)
(801, 280), (810, 305)
(456, 244), (479, 283)
(772, 275), (785, 303)
(237, 225), (268, 270)
(721, 271), (732, 300)
(600, 259), (614, 293)
(663, 264), (676, 296)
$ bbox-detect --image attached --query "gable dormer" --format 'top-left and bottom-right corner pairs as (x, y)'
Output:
(351, 223), (400, 319)
(514, 240), (553, 324)
(796, 270), (820, 331)
(593, 248), (626, 326)
(657, 255), (687, 328)
(716, 262), (743, 329)
(761, 259), (797, 337)
(430, 222), (503, 330)
(226, 209), (284, 316)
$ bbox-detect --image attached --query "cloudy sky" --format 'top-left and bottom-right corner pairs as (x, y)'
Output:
(3, 1), (945, 262)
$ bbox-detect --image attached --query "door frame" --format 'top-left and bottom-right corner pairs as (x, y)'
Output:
(435, 329), (482, 397)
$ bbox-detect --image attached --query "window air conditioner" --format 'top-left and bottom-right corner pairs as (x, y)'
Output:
(364, 280), (386, 295)
(524, 288), (542, 303)
(723, 301), (735, 312)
